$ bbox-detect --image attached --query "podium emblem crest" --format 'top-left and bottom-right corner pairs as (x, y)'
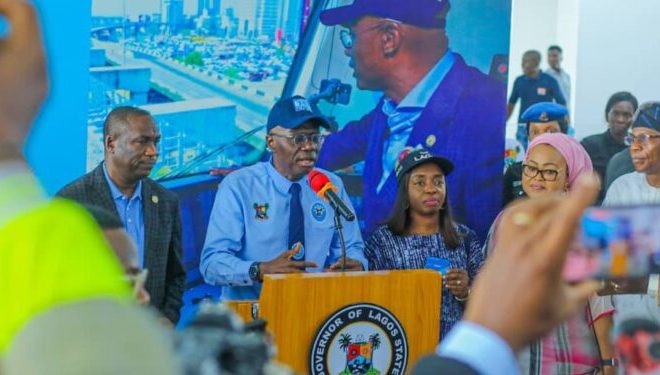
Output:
(310, 303), (408, 375)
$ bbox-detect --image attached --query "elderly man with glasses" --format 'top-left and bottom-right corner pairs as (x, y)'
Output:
(604, 102), (660, 205)
(200, 96), (367, 301)
(602, 102), (660, 339)
(316, 0), (506, 242)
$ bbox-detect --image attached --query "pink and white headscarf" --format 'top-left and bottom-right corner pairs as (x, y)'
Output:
(525, 133), (593, 190)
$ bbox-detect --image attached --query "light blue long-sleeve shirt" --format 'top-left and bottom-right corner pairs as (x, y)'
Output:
(102, 163), (145, 268)
(200, 161), (367, 301)
(438, 321), (521, 375)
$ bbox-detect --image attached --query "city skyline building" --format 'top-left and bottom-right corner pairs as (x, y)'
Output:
(283, 0), (303, 42)
(255, 0), (283, 40)
(197, 0), (221, 17)
(163, 0), (185, 32)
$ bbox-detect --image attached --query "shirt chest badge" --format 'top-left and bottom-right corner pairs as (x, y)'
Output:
(425, 134), (436, 147)
(311, 202), (327, 222)
(537, 87), (547, 96)
(253, 203), (269, 220)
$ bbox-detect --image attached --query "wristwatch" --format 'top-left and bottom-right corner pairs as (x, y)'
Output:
(248, 262), (261, 282)
(600, 358), (619, 367)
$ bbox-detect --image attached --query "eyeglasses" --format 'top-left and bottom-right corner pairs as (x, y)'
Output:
(522, 164), (563, 181)
(270, 133), (325, 146)
(339, 20), (399, 49)
(125, 268), (148, 298)
(410, 177), (444, 190)
(624, 133), (660, 146)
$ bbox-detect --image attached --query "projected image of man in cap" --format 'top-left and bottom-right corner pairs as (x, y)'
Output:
(320, 0), (451, 94)
(316, 0), (507, 240)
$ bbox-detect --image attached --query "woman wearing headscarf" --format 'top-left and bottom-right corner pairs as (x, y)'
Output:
(487, 133), (616, 375)
(364, 148), (484, 339)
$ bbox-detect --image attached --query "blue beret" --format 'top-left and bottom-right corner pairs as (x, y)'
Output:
(521, 102), (569, 123)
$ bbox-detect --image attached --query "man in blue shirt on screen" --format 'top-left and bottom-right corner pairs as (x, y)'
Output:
(200, 96), (367, 301)
(317, 0), (506, 241)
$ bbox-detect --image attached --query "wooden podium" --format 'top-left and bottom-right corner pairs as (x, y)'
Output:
(258, 270), (441, 374)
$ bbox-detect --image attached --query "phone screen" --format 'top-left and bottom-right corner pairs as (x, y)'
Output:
(564, 205), (660, 281)
(0, 15), (10, 39)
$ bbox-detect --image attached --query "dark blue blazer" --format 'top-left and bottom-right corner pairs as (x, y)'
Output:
(317, 54), (506, 241)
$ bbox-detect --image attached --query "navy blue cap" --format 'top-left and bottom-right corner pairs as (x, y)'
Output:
(632, 102), (660, 132)
(320, 0), (449, 28)
(266, 95), (331, 132)
(394, 147), (454, 182)
(520, 102), (569, 123)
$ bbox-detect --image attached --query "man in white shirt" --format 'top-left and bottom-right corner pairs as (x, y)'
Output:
(604, 103), (660, 205)
(603, 102), (660, 329)
(545, 45), (571, 107)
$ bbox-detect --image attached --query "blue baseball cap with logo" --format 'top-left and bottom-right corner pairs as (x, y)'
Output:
(320, 0), (450, 28)
(266, 95), (331, 132)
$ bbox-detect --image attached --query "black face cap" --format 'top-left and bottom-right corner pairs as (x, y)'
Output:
(395, 148), (454, 182)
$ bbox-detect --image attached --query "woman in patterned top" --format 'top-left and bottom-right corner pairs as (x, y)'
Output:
(364, 148), (484, 339)
(487, 133), (616, 375)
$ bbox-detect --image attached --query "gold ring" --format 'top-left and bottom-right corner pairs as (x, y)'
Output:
(512, 212), (534, 227)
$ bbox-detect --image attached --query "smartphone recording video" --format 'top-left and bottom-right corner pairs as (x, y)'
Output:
(564, 205), (660, 282)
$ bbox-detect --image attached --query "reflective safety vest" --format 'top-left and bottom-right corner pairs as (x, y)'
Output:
(0, 170), (129, 353)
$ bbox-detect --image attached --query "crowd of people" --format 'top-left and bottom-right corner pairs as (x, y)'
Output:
(2, 0), (660, 374)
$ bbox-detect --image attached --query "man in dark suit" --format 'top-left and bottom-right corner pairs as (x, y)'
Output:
(57, 106), (185, 324)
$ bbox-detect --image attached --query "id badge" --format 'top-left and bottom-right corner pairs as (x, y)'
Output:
(425, 257), (451, 275)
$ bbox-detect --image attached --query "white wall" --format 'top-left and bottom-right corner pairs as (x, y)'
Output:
(572, 0), (660, 139)
(506, 0), (560, 137)
(508, 0), (660, 140)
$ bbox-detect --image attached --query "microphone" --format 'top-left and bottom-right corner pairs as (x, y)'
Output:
(307, 170), (355, 221)
(615, 317), (660, 374)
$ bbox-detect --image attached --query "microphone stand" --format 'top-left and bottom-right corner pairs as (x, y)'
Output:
(333, 208), (348, 271)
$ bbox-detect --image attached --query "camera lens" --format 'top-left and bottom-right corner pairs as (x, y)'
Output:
(648, 341), (660, 360)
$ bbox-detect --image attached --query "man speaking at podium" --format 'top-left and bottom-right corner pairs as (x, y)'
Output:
(200, 96), (368, 301)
